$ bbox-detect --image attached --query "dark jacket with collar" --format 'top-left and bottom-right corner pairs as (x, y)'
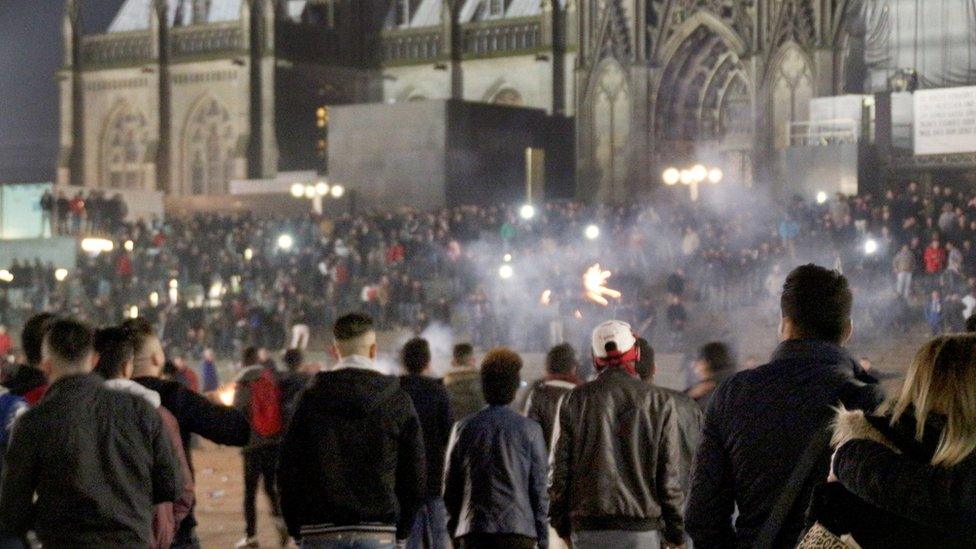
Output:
(549, 367), (686, 545)
(523, 376), (579, 451)
(278, 367), (426, 540)
(685, 339), (884, 549)
(444, 367), (486, 423)
(444, 405), (549, 547)
(0, 374), (179, 547)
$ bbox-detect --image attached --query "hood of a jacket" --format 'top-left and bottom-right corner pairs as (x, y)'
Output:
(309, 368), (401, 418)
(104, 378), (162, 408)
(833, 407), (946, 464)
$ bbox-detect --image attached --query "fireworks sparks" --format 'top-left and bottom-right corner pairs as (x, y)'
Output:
(216, 383), (236, 407)
(583, 263), (622, 306)
(540, 289), (552, 305)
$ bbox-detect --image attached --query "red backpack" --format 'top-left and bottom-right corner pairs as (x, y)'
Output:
(249, 369), (283, 437)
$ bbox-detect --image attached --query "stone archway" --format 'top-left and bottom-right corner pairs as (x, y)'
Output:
(655, 20), (754, 184)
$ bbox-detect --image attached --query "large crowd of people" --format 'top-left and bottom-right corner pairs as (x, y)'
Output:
(8, 181), (976, 366)
(0, 263), (974, 548)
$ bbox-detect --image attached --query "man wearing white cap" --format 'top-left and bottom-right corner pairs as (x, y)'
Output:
(549, 320), (686, 549)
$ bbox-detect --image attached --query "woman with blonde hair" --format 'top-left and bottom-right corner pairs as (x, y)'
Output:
(810, 334), (976, 547)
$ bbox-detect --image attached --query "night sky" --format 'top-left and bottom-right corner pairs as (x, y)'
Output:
(0, 0), (123, 183)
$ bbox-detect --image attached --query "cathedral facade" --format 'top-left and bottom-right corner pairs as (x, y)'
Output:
(59, 0), (976, 201)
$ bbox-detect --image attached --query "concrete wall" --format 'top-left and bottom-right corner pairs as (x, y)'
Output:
(328, 100), (448, 210)
(0, 237), (76, 269)
(779, 143), (860, 200)
(328, 100), (574, 209)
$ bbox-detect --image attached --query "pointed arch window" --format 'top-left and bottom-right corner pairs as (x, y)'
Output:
(101, 104), (149, 190)
(183, 97), (234, 195)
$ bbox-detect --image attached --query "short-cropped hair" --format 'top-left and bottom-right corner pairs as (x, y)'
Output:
(546, 343), (577, 375)
(284, 349), (304, 371)
(45, 318), (94, 367)
(481, 347), (522, 406)
(93, 327), (134, 380)
(22, 313), (57, 368)
(452, 343), (474, 363)
(781, 264), (852, 343)
(401, 338), (431, 375)
(334, 312), (375, 342)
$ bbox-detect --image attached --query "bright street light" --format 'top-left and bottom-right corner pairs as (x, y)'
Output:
(708, 168), (723, 184)
(584, 224), (600, 240)
(54, 268), (68, 282)
(662, 168), (681, 186)
(315, 181), (330, 196)
(519, 204), (536, 220)
(80, 238), (114, 254)
(691, 164), (708, 182)
(330, 184), (345, 198)
(864, 239), (878, 255)
(498, 264), (514, 280)
(303, 185), (316, 199)
(816, 191), (828, 205)
(124, 240), (134, 251)
(290, 183), (305, 198)
(277, 234), (294, 251)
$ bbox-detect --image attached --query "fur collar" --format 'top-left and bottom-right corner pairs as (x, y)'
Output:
(832, 408), (901, 453)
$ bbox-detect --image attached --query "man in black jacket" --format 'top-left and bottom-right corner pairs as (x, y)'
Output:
(550, 320), (686, 548)
(522, 343), (580, 451)
(686, 264), (885, 548)
(279, 313), (426, 547)
(125, 317), (251, 548)
(0, 318), (179, 547)
(399, 337), (453, 549)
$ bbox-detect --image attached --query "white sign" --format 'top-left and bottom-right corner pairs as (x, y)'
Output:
(914, 86), (976, 155)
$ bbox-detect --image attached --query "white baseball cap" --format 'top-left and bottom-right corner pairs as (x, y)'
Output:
(591, 320), (637, 358)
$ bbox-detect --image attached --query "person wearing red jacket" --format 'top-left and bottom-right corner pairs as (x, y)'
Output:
(924, 237), (947, 274)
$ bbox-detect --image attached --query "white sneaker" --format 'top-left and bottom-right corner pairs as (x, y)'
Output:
(235, 536), (259, 548)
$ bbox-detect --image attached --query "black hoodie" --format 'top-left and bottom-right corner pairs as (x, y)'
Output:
(278, 367), (426, 540)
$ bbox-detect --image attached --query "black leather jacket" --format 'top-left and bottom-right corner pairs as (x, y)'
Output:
(549, 367), (686, 545)
(523, 377), (578, 450)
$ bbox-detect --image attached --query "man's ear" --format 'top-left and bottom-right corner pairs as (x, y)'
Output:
(841, 319), (854, 345)
(369, 343), (378, 360)
(778, 317), (791, 342)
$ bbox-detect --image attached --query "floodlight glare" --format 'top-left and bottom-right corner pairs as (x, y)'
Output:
(584, 224), (600, 240)
(498, 264), (514, 280)
(662, 168), (681, 186)
(277, 234), (294, 250)
(519, 204), (536, 220)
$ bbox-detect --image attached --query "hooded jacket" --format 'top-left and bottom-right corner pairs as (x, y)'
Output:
(278, 358), (426, 540)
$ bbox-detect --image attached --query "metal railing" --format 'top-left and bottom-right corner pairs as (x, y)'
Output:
(787, 118), (859, 147)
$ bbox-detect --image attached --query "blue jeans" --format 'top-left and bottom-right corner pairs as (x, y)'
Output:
(406, 498), (450, 549)
(571, 529), (661, 549)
